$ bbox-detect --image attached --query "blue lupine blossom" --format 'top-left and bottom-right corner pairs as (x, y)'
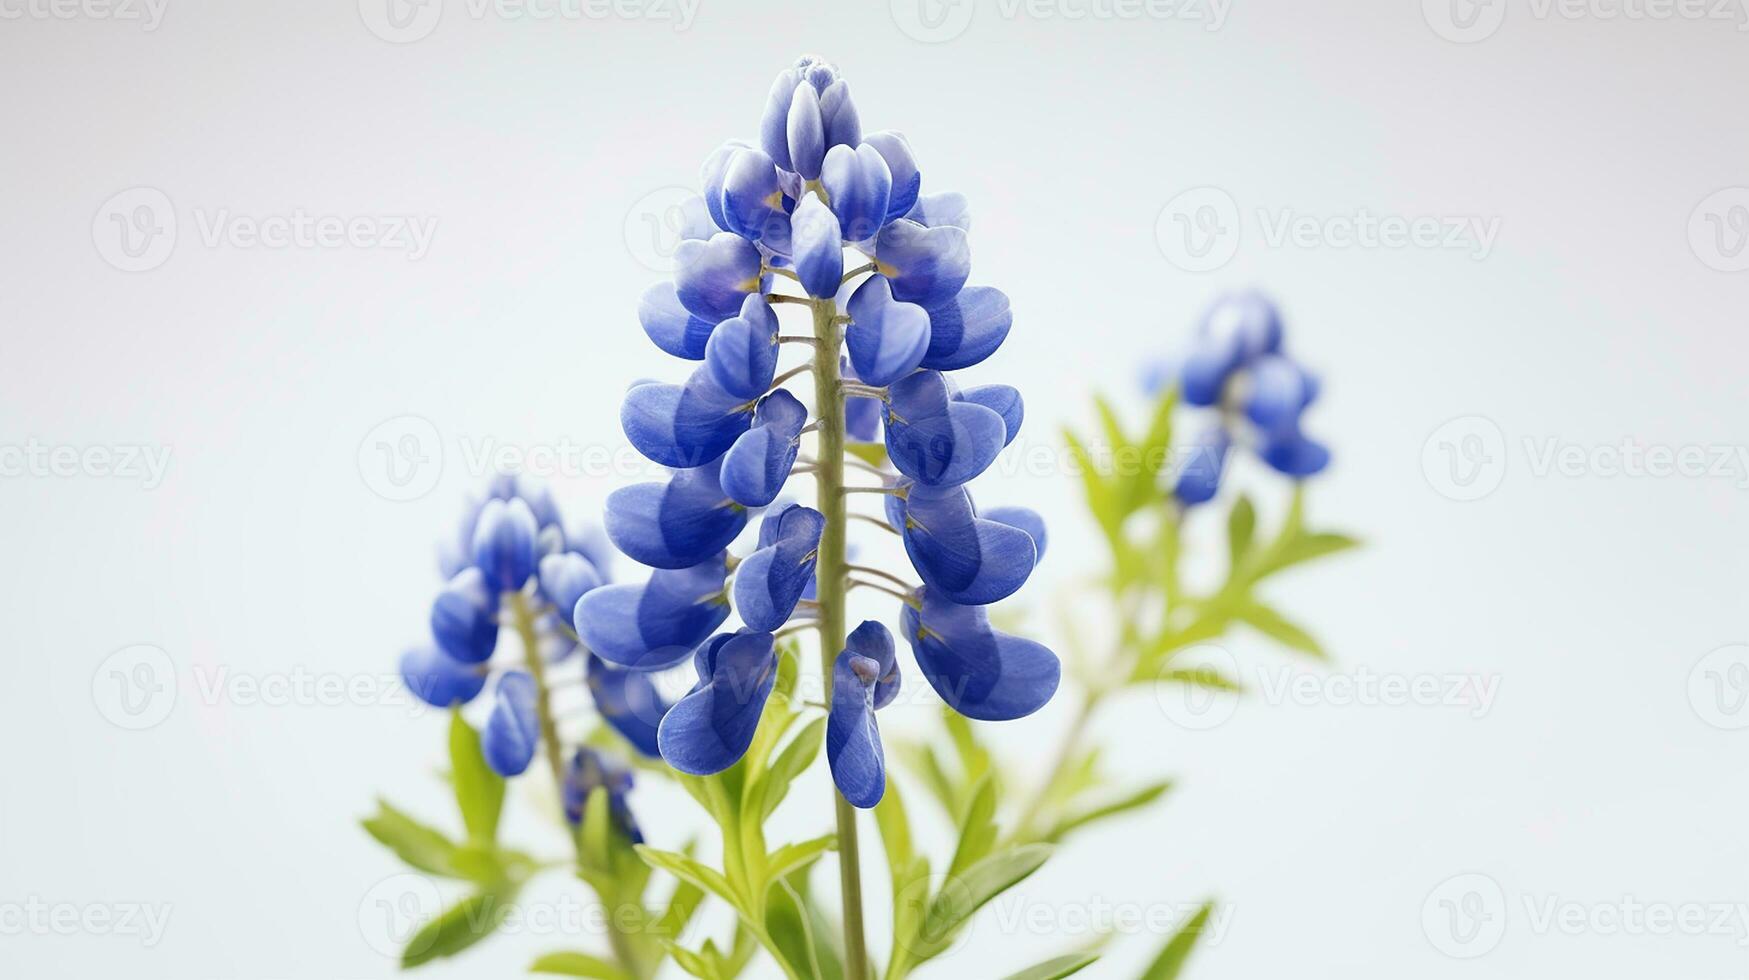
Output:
(562, 748), (644, 840)
(398, 475), (660, 850)
(612, 56), (1057, 807)
(1169, 291), (1330, 505)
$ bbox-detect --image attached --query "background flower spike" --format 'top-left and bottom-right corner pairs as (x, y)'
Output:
(429, 567), (499, 664)
(399, 645), (487, 708)
(481, 671), (539, 777)
(586, 654), (671, 759)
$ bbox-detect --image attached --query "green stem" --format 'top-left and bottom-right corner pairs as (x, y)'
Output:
(1012, 686), (1099, 841)
(810, 297), (870, 980)
(510, 592), (647, 979)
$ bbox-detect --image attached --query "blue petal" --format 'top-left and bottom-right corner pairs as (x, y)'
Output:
(482, 672), (539, 776)
(575, 555), (731, 670)
(620, 368), (754, 468)
(921, 286), (1011, 371)
(791, 195), (845, 299)
(538, 552), (603, 617)
(874, 219), (970, 307)
(827, 627), (894, 809)
(845, 619), (900, 710)
(863, 131), (920, 221)
(759, 70), (803, 171)
(904, 192), (970, 231)
(400, 645), (487, 707)
(638, 282), (718, 360)
(786, 82), (826, 180)
(1173, 423), (1230, 506)
(884, 371), (1007, 488)
(657, 630), (779, 775)
(430, 567), (499, 664)
(1203, 290), (1282, 361)
(900, 486), (1037, 605)
(1259, 428), (1331, 478)
(822, 143), (892, 242)
(675, 233), (764, 321)
(702, 139), (754, 229)
(473, 498), (539, 591)
(956, 384), (1022, 446)
(719, 147), (787, 243)
(562, 747), (642, 841)
(901, 590), (1060, 722)
(587, 653), (670, 758)
(1243, 355), (1313, 434)
(605, 458), (747, 570)
(733, 504), (825, 632)
(1179, 332), (1244, 407)
(720, 390), (808, 507)
(704, 294), (780, 399)
(818, 78), (862, 151)
(846, 275), (931, 387)
(981, 506), (1047, 564)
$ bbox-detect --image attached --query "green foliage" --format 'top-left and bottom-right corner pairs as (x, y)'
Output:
(1001, 952), (1101, 979)
(1139, 902), (1215, 980)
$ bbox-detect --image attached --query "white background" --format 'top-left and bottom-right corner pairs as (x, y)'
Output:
(3, 1), (1748, 977)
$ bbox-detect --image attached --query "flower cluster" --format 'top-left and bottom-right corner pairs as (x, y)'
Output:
(399, 474), (666, 825)
(1171, 291), (1331, 505)
(593, 55), (1058, 808)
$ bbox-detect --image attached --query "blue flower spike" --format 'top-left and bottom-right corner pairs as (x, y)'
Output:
(562, 747), (643, 844)
(482, 671), (540, 777)
(657, 630), (781, 775)
(575, 554), (731, 671)
(720, 389), (809, 507)
(734, 503), (826, 631)
(473, 497), (539, 591)
(605, 457), (747, 570)
(827, 621), (900, 809)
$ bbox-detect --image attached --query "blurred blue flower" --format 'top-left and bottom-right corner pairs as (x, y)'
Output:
(482, 671), (539, 777)
(561, 747), (643, 843)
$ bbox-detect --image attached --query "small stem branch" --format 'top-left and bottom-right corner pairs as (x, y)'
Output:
(1012, 688), (1101, 842)
(840, 383), (888, 401)
(778, 335), (819, 346)
(842, 485), (904, 497)
(770, 364), (813, 389)
(767, 294), (812, 306)
(843, 456), (889, 477)
(848, 579), (918, 605)
(848, 513), (900, 535)
(509, 592), (573, 839)
(840, 262), (876, 283)
(764, 265), (802, 283)
(846, 564), (916, 590)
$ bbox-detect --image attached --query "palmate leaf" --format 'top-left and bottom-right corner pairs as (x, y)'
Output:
(1001, 952), (1100, 979)
(1139, 901), (1215, 980)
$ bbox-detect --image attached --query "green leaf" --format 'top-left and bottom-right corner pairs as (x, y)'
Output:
(530, 950), (634, 979)
(1063, 427), (1118, 538)
(658, 939), (722, 980)
(765, 833), (837, 882)
(1235, 602), (1325, 657)
(1255, 530), (1360, 579)
(635, 845), (741, 912)
(448, 706), (505, 846)
(360, 799), (460, 877)
(401, 886), (517, 968)
(946, 775), (998, 880)
(845, 441), (889, 469)
(919, 844), (1054, 956)
(1226, 495), (1256, 570)
(1044, 780), (1173, 842)
(765, 876), (830, 980)
(1001, 952), (1100, 979)
(942, 710), (994, 789)
(754, 716), (825, 821)
(1139, 902), (1214, 980)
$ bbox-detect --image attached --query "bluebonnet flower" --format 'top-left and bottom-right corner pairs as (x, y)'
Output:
(400, 475), (670, 830)
(1170, 291), (1330, 505)
(611, 56), (1057, 807)
(562, 748), (643, 842)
